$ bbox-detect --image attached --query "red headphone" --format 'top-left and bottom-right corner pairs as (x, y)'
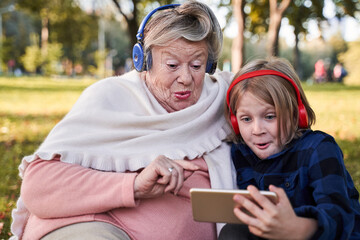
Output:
(226, 69), (308, 135)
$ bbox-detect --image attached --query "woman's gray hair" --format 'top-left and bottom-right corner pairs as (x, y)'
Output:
(143, 0), (223, 65)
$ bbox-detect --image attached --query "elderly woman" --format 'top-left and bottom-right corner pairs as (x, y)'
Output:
(11, 1), (235, 239)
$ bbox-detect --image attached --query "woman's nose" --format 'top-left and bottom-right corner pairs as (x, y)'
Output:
(177, 66), (192, 85)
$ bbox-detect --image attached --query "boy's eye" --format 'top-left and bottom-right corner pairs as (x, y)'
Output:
(240, 117), (251, 122)
(265, 114), (276, 120)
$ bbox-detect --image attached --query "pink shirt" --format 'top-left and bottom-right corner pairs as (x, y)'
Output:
(21, 157), (216, 240)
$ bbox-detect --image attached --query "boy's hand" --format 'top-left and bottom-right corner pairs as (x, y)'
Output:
(233, 185), (317, 239)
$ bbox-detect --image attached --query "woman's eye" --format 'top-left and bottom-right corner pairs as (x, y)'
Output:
(167, 64), (177, 69)
(166, 61), (178, 69)
(192, 64), (201, 70)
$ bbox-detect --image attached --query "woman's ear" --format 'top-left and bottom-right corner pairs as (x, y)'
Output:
(140, 71), (147, 81)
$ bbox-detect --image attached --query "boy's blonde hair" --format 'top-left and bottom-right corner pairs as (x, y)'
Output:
(225, 57), (316, 146)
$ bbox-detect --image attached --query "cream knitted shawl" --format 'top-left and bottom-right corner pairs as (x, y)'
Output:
(11, 70), (236, 239)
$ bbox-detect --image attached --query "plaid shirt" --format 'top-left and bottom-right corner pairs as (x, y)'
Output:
(232, 130), (360, 240)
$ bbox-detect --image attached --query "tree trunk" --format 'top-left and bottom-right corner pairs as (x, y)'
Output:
(231, 0), (245, 73)
(112, 0), (138, 47)
(41, 9), (49, 55)
(293, 30), (303, 79)
(267, 0), (290, 57)
(40, 8), (49, 74)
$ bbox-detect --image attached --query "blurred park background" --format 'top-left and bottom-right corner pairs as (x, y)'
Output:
(0, 0), (360, 238)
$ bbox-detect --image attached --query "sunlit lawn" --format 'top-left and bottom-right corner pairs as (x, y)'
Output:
(0, 76), (97, 239)
(303, 83), (360, 194)
(0, 76), (359, 238)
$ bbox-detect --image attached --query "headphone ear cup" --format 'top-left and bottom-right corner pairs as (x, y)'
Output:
(298, 103), (308, 128)
(133, 43), (145, 72)
(146, 50), (152, 71)
(230, 114), (240, 135)
(206, 60), (217, 75)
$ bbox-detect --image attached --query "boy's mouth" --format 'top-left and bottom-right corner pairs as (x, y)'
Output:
(256, 143), (270, 149)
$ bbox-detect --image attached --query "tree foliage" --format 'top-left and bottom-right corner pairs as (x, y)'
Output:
(1, 0), (360, 78)
(16, 0), (98, 73)
(20, 34), (63, 75)
(21, 44), (41, 73)
(111, 0), (177, 47)
(227, 0), (360, 79)
(339, 41), (360, 85)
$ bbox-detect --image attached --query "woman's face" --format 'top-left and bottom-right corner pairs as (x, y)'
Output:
(144, 38), (208, 112)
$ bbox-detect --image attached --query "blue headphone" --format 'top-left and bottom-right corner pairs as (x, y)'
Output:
(132, 4), (217, 74)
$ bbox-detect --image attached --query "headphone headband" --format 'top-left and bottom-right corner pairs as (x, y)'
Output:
(136, 4), (180, 42)
(226, 69), (308, 134)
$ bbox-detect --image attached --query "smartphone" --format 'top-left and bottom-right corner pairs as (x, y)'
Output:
(190, 188), (278, 224)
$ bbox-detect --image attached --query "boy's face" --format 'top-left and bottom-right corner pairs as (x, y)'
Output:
(235, 91), (286, 160)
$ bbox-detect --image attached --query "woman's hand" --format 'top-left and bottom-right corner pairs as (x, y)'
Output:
(233, 185), (317, 240)
(133, 155), (200, 199)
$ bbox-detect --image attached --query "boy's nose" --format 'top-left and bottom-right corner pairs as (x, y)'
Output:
(252, 119), (264, 135)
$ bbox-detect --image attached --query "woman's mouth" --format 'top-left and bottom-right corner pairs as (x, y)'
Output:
(174, 91), (191, 100)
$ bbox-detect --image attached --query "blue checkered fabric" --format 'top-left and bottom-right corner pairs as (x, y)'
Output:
(232, 130), (360, 240)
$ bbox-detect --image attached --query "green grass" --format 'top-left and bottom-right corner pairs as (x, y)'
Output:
(0, 76), (97, 239)
(0, 77), (359, 238)
(303, 84), (360, 140)
(303, 83), (360, 192)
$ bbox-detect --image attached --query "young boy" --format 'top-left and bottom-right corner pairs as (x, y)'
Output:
(221, 57), (360, 240)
